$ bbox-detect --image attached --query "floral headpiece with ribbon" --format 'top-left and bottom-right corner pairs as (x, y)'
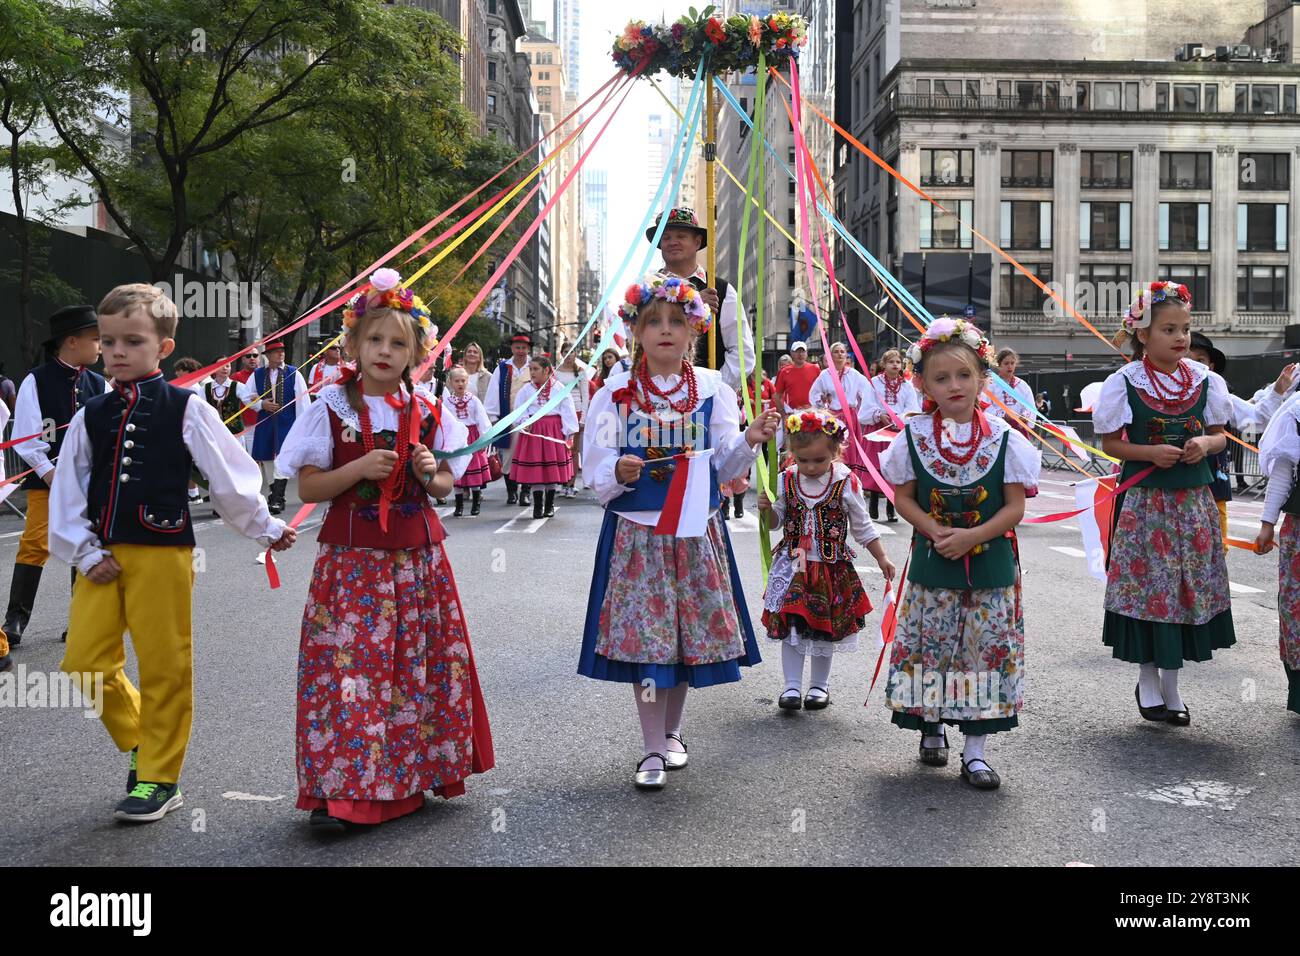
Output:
(343, 268), (438, 349)
(1121, 280), (1192, 333)
(905, 316), (996, 371)
(785, 408), (847, 441)
(617, 273), (714, 336)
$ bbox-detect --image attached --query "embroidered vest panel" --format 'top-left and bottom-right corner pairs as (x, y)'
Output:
(205, 381), (245, 434)
(1120, 378), (1212, 490)
(609, 395), (722, 514)
(778, 469), (855, 563)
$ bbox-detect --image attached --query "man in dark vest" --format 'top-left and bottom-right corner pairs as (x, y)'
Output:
(484, 333), (533, 505)
(236, 340), (309, 515)
(3, 306), (106, 665)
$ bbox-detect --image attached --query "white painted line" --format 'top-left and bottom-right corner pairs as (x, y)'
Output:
(0, 531), (23, 539)
(725, 513), (760, 533)
(495, 513), (548, 533)
(1038, 492), (1075, 500)
(1050, 546), (1087, 558)
(1229, 581), (1264, 595)
(872, 522), (896, 536)
(1226, 517), (1263, 530)
(855, 564), (883, 574)
(221, 792), (284, 802)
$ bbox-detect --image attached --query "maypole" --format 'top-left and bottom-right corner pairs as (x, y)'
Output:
(705, 79), (717, 367)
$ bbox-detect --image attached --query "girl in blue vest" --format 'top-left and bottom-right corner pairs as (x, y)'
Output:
(277, 268), (494, 829)
(1094, 282), (1235, 728)
(1255, 390), (1300, 715)
(880, 318), (1040, 790)
(579, 273), (780, 791)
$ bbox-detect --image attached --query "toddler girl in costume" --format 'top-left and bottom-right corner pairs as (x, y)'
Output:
(758, 409), (895, 711)
(443, 366), (492, 517)
(880, 318), (1040, 790)
(512, 354), (579, 519)
(277, 268), (493, 829)
(1095, 282), (1235, 728)
(1255, 390), (1300, 715)
(579, 273), (780, 790)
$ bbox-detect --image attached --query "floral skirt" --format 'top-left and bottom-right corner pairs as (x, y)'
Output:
(511, 415), (572, 486)
(454, 424), (491, 490)
(1102, 485), (1236, 668)
(884, 580), (1024, 733)
(762, 554), (871, 643)
(296, 543), (494, 823)
(1279, 515), (1300, 672)
(578, 511), (761, 688)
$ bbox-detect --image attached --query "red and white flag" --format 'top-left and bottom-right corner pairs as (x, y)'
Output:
(654, 448), (715, 538)
(1073, 477), (1117, 582)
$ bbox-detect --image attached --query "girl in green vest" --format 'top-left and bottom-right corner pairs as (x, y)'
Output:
(1253, 391), (1300, 715)
(880, 318), (1040, 790)
(1095, 281), (1235, 727)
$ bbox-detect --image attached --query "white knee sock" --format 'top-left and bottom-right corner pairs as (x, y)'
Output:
(809, 655), (832, 693)
(963, 732), (989, 768)
(1159, 668), (1185, 711)
(664, 682), (688, 753)
(632, 684), (668, 770)
(781, 640), (805, 694)
(1138, 663), (1163, 707)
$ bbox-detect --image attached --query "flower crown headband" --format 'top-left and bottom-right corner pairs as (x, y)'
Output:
(904, 316), (995, 371)
(343, 268), (438, 349)
(1121, 280), (1192, 332)
(617, 273), (715, 336)
(785, 409), (847, 441)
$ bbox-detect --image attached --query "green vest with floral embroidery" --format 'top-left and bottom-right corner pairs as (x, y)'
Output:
(1120, 379), (1211, 490)
(905, 428), (1017, 590)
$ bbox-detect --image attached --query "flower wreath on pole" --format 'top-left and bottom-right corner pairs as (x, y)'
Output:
(611, 7), (809, 76)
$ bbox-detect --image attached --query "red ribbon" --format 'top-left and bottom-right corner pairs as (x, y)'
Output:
(1021, 465), (1155, 525)
(263, 503), (316, 590)
(866, 554), (909, 702)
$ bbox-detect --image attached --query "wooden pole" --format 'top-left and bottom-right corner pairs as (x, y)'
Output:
(705, 77), (717, 368)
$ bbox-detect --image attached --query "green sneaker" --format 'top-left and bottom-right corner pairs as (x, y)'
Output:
(126, 748), (138, 793)
(114, 781), (184, 823)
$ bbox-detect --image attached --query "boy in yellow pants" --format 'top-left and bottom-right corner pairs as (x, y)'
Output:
(50, 284), (297, 823)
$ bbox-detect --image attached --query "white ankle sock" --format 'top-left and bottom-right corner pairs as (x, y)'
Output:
(963, 733), (989, 769)
(781, 640), (805, 694)
(808, 655), (832, 694)
(1159, 668), (1185, 711)
(1138, 663), (1163, 707)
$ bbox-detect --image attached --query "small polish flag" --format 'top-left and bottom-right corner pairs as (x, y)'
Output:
(1074, 477), (1117, 582)
(654, 448), (715, 538)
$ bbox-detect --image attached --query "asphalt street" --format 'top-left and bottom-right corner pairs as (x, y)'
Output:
(1, 469), (1296, 866)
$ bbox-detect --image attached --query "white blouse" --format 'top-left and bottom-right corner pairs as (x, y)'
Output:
(808, 366), (872, 421)
(1230, 388), (1286, 434)
(49, 395), (286, 576)
(1260, 394), (1300, 524)
(1092, 360), (1232, 436)
(442, 391), (492, 436)
(554, 366), (592, 420)
(985, 376), (1037, 422)
(277, 383), (470, 483)
(880, 414), (1042, 490)
(769, 461), (880, 563)
(862, 374), (922, 424)
(513, 381), (580, 436)
(484, 358), (530, 420)
(582, 366), (760, 526)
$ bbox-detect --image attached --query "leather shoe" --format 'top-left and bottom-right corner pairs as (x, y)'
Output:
(634, 753), (667, 790)
(664, 733), (688, 770)
(1135, 684), (1168, 722)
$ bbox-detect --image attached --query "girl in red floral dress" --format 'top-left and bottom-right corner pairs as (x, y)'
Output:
(277, 268), (494, 829)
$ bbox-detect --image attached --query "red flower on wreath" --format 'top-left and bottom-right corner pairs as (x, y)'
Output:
(705, 17), (726, 44)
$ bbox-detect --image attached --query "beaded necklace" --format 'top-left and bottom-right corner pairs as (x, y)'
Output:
(1141, 356), (1197, 404)
(931, 411), (983, 466)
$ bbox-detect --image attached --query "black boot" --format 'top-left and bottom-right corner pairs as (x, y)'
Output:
(268, 478), (287, 515)
(505, 478), (517, 505)
(532, 489), (545, 520)
(720, 496), (730, 520)
(518, 484), (531, 506)
(734, 494), (744, 518)
(3, 563), (43, 647)
(869, 492), (880, 522)
(453, 494), (464, 517)
(470, 490), (482, 516)
(543, 489), (556, 518)
(886, 499), (897, 522)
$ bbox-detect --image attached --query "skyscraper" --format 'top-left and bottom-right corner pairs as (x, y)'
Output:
(584, 169), (609, 289)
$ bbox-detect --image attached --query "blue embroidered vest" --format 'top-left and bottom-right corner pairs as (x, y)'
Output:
(609, 395), (722, 514)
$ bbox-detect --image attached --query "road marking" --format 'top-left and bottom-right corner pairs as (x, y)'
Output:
(854, 564), (883, 574)
(1037, 491), (1075, 500)
(221, 792), (284, 802)
(0, 531), (22, 539)
(1226, 517), (1262, 530)
(495, 513), (548, 533)
(725, 513), (760, 533)
(1050, 546), (1087, 558)
(1228, 581), (1264, 595)
(873, 522), (896, 536)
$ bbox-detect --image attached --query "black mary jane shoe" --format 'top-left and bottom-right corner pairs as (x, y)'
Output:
(1135, 684), (1169, 722)
(1164, 704), (1191, 727)
(309, 808), (347, 832)
(960, 756), (1001, 790)
(803, 686), (831, 710)
(777, 689), (803, 711)
(919, 728), (950, 767)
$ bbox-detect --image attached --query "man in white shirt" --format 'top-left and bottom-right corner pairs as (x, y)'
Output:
(236, 340), (309, 514)
(308, 342), (350, 391)
(484, 333), (533, 505)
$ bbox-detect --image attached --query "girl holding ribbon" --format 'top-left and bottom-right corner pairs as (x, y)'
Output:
(277, 268), (494, 830)
(1094, 281), (1235, 729)
(879, 318), (1040, 790)
(757, 408), (895, 712)
(579, 273), (780, 791)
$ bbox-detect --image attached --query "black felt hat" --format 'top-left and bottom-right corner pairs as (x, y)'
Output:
(1189, 331), (1226, 374)
(44, 305), (99, 346)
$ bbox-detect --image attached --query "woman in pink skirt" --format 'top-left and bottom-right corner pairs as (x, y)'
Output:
(808, 343), (872, 488)
(443, 366), (492, 517)
(512, 355), (579, 519)
(861, 348), (921, 521)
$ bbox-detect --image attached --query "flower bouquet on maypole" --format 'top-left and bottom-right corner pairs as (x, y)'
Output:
(610, 7), (808, 365)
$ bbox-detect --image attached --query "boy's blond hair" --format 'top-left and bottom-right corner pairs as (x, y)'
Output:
(97, 284), (179, 339)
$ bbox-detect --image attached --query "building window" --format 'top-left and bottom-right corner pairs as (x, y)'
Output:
(920, 199), (973, 249)
(919, 148), (974, 187)
(1125, 81), (1139, 110)
(488, 62), (497, 82)
(1173, 84), (1200, 112)
(1239, 153), (1290, 191)
(1237, 203), (1288, 251)
(1286, 85), (1297, 114)
(1161, 264), (1210, 310)
(1078, 263), (1133, 314)
(1001, 150), (1053, 188)
(1000, 200), (1053, 250)
(1092, 81), (1123, 110)
(887, 210), (897, 256)
(1238, 265), (1288, 311)
(1155, 82), (1169, 112)
(1204, 84), (1218, 111)
(487, 93), (497, 114)
(863, 64), (871, 111)
(488, 0), (497, 12)
(788, 208), (796, 226)
(1235, 84), (1249, 112)
(1159, 202), (1210, 251)
(1080, 202), (1131, 251)
(1160, 152), (1211, 189)
(999, 262), (1053, 311)
(1253, 85), (1280, 113)
(787, 269), (795, 288)
(1081, 151), (1132, 189)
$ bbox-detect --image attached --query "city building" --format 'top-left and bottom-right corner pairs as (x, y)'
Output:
(836, 0), (1300, 363)
(584, 169), (609, 289)
(406, 0), (491, 134)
